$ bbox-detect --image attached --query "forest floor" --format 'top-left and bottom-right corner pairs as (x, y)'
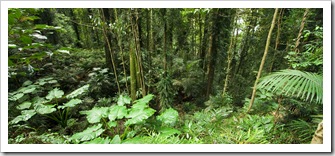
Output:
(8, 49), (318, 144)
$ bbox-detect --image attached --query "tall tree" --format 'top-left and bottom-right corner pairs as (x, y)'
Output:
(205, 9), (220, 98)
(130, 9), (146, 97)
(100, 8), (121, 94)
(247, 8), (279, 112)
(223, 14), (238, 96)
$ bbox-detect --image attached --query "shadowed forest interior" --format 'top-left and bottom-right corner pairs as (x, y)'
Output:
(8, 8), (323, 144)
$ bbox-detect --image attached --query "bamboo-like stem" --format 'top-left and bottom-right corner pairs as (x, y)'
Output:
(247, 8), (279, 113)
(99, 9), (121, 95)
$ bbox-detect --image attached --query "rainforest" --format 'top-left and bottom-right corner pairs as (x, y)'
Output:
(7, 8), (323, 144)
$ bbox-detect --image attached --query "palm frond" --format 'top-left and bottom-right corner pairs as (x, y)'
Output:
(257, 69), (322, 104)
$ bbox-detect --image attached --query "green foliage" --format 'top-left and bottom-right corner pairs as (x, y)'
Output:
(157, 73), (176, 112)
(205, 93), (233, 111)
(71, 124), (104, 142)
(285, 26), (323, 72)
(87, 68), (116, 99)
(73, 94), (156, 143)
(66, 84), (90, 99)
(156, 108), (179, 126)
(286, 119), (317, 143)
(8, 8), (69, 83)
(9, 78), (89, 128)
(257, 69), (322, 104)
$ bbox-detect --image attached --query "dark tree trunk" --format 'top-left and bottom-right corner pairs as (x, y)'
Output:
(70, 9), (82, 48)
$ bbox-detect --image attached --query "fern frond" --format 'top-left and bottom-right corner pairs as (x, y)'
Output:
(257, 69), (322, 104)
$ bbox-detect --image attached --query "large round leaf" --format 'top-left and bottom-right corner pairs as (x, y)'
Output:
(46, 88), (64, 100)
(80, 107), (109, 124)
(156, 108), (179, 126)
(108, 105), (127, 121)
(125, 108), (156, 126)
(10, 110), (36, 125)
(71, 124), (104, 142)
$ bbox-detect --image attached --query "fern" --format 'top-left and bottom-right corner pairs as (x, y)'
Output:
(257, 69), (322, 104)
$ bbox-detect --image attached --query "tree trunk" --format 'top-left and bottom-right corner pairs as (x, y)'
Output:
(70, 9), (82, 48)
(130, 9), (146, 97)
(205, 9), (219, 98)
(269, 8), (284, 72)
(223, 16), (238, 96)
(129, 41), (137, 101)
(114, 8), (129, 94)
(100, 8), (121, 95)
(294, 8), (309, 54)
(247, 8), (279, 112)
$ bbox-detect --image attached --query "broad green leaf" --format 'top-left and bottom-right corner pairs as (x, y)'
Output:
(48, 80), (58, 84)
(22, 80), (33, 87)
(10, 110), (36, 124)
(84, 137), (111, 144)
(10, 93), (24, 101)
(117, 95), (131, 106)
(66, 84), (89, 99)
(46, 88), (64, 100)
(71, 124), (104, 142)
(158, 127), (181, 137)
(133, 94), (154, 106)
(80, 107), (109, 124)
(108, 105), (127, 121)
(125, 108), (156, 126)
(21, 85), (37, 94)
(110, 135), (121, 144)
(156, 108), (179, 126)
(108, 121), (117, 128)
(16, 101), (32, 110)
(58, 99), (82, 109)
(35, 104), (56, 114)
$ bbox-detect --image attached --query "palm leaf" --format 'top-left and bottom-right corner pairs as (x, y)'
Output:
(257, 69), (322, 104)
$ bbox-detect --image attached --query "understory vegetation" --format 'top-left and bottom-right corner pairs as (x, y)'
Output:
(7, 8), (323, 144)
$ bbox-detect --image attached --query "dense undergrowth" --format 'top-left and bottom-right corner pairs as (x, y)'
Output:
(8, 49), (321, 144)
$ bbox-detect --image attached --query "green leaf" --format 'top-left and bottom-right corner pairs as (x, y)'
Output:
(80, 107), (109, 124)
(158, 127), (181, 137)
(8, 59), (14, 66)
(117, 95), (131, 106)
(156, 108), (179, 126)
(66, 84), (89, 99)
(10, 93), (24, 101)
(10, 110), (36, 125)
(20, 35), (32, 44)
(133, 94), (154, 106)
(58, 99), (82, 109)
(108, 121), (117, 128)
(48, 80), (58, 84)
(34, 24), (50, 29)
(8, 44), (17, 48)
(35, 104), (56, 114)
(21, 85), (37, 94)
(46, 88), (64, 100)
(257, 69), (322, 104)
(56, 49), (70, 54)
(83, 137), (111, 144)
(108, 105), (127, 121)
(22, 80), (33, 87)
(71, 124), (104, 142)
(125, 107), (156, 126)
(16, 101), (32, 110)
(110, 135), (121, 144)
